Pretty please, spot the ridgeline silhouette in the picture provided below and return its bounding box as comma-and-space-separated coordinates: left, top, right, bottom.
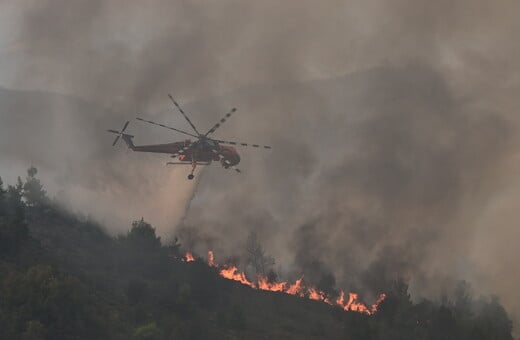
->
0, 168, 514, 339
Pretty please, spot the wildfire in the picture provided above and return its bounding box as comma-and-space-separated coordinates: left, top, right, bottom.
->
285, 277, 304, 297
183, 252, 195, 262
257, 276, 286, 292
183, 251, 385, 315
208, 250, 215, 267
219, 265, 255, 288
335, 291, 386, 314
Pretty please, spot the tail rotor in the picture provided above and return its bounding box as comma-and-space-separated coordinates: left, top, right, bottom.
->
107, 121, 133, 146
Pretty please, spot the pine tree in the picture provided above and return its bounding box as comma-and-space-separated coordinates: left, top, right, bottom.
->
245, 231, 275, 275
0, 176, 6, 215
125, 218, 162, 250
7, 183, 25, 225
0, 176, 5, 195
23, 166, 47, 207
16, 176, 23, 194
0, 182, 28, 256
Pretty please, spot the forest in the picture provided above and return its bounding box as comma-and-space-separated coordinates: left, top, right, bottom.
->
0, 167, 514, 339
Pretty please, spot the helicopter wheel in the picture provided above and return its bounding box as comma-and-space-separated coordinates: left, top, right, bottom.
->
187, 174, 195, 180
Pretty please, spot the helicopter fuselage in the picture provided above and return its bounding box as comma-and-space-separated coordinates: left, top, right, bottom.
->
123, 135, 240, 167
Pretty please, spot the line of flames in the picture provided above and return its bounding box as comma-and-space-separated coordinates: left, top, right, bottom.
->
182, 251, 386, 315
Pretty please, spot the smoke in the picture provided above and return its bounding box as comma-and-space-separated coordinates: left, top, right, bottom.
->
183, 65, 512, 297
0, 86, 201, 237
1, 0, 520, 328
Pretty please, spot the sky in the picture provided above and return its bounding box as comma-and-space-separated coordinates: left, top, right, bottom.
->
1, 0, 520, 328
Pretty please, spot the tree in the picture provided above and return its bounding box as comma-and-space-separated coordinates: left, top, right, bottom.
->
2, 265, 108, 339
125, 279, 148, 305
16, 176, 23, 193
21, 320, 46, 340
245, 231, 274, 276
167, 236, 182, 258
430, 305, 458, 340
375, 279, 415, 339
125, 218, 162, 250
453, 280, 473, 317
266, 269, 278, 283
6, 182, 26, 226
317, 272, 338, 298
23, 167, 47, 207
344, 312, 374, 340
0, 182, 28, 256
470, 296, 513, 340
0, 176, 6, 216
133, 322, 163, 340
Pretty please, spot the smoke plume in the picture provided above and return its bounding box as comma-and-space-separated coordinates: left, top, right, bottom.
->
0, 0, 519, 328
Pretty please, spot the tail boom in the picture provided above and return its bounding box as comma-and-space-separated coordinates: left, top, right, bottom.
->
121, 134, 135, 150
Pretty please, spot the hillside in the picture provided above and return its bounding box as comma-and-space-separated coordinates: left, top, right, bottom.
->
0, 169, 515, 339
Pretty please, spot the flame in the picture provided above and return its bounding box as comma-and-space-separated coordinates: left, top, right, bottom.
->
345, 293, 369, 313
336, 290, 345, 306
372, 293, 387, 311
308, 287, 326, 302
219, 265, 255, 288
183, 252, 195, 262
335, 291, 387, 314
257, 276, 286, 292
208, 250, 215, 267
183, 251, 385, 315
285, 277, 304, 297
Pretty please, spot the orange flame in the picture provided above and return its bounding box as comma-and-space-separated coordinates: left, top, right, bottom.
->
372, 293, 387, 312
219, 265, 255, 288
208, 250, 215, 267
308, 287, 326, 302
345, 293, 369, 313
336, 291, 387, 314
183, 252, 195, 262
183, 251, 385, 315
285, 277, 304, 297
257, 276, 286, 292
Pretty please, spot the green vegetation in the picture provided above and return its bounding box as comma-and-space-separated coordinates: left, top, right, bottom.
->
0, 169, 514, 339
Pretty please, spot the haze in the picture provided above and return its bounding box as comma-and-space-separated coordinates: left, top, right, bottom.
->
0, 0, 519, 330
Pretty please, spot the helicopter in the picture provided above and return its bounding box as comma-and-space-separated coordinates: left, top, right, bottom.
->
107, 95, 271, 179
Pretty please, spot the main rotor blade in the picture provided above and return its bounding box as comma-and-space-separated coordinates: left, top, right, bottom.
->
136, 117, 198, 138
205, 107, 237, 136
168, 94, 200, 135
107, 129, 120, 134
211, 138, 272, 149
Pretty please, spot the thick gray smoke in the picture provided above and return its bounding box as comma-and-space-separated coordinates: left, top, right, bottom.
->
1, 0, 519, 328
